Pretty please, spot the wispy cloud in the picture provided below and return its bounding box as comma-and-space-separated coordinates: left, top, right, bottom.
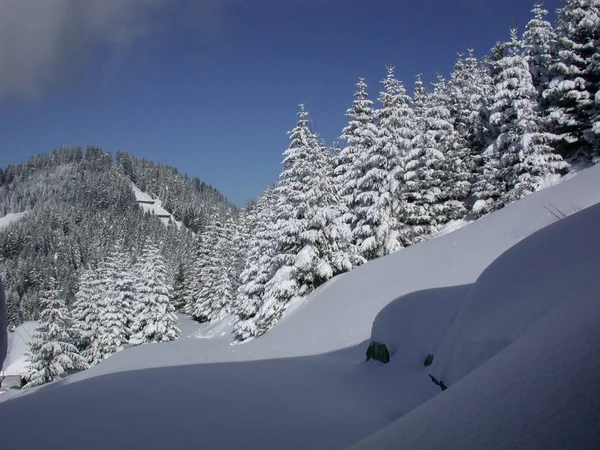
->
0, 0, 232, 100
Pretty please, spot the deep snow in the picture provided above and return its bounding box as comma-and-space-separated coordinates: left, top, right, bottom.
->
350, 205, 600, 450
0, 166, 599, 449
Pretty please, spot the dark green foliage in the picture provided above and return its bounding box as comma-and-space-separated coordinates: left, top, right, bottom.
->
424, 354, 434, 366
366, 341, 390, 364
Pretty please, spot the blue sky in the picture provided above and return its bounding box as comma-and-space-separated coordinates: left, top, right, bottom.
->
0, 0, 562, 206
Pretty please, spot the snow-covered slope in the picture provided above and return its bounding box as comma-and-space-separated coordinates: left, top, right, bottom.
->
2, 322, 36, 377
349, 203, 600, 450
0, 166, 599, 449
0, 211, 28, 229
131, 184, 183, 229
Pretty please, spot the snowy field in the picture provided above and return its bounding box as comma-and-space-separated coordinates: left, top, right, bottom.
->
0, 166, 599, 449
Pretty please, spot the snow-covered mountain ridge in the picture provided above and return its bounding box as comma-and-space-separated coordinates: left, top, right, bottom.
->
1, 165, 599, 449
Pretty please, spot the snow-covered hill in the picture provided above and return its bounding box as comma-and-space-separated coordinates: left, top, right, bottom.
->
0, 166, 599, 449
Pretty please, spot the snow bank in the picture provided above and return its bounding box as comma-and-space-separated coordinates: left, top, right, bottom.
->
369, 285, 468, 368
349, 208, 600, 450
0, 211, 28, 229
430, 202, 600, 387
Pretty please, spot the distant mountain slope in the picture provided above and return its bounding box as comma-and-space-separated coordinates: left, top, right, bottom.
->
0, 146, 234, 325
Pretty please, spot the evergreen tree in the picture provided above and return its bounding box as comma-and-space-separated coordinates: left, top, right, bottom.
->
544, 0, 600, 158
74, 247, 135, 366
191, 214, 234, 322
400, 75, 453, 241
234, 187, 279, 341
349, 66, 405, 260
25, 279, 87, 388
250, 105, 363, 339
334, 78, 379, 230
523, 3, 557, 96
71, 267, 103, 352
130, 241, 180, 345
486, 29, 567, 205
171, 262, 188, 312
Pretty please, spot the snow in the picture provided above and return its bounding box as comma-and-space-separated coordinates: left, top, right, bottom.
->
0, 211, 28, 229
349, 206, 600, 450
130, 183, 183, 229
0, 165, 599, 449
2, 322, 36, 377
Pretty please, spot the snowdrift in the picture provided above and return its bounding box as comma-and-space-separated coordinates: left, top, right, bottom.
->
349, 204, 600, 450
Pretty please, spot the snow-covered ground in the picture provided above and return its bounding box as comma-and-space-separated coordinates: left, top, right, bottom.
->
0, 211, 28, 229
0, 166, 599, 449
131, 184, 183, 229
2, 322, 36, 377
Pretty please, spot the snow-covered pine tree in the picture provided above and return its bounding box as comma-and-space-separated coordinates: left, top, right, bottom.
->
397, 75, 429, 244
186, 230, 212, 318
171, 262, 188, 312
191, 213, 234, 323
233, 187, 279, 341
523, 3, 557, 97
229, 204, 255, 295
400, 75, 454, 242
447, 50, 495, 167
76, 246, 135, 365
428, 76, 472, 224
334, 78, 379, 231
249, 105, 363, 339
481, 28, 567, 207
25, 278, 87, 388
71, 266, 103, 352
348, 66, 406, 260
130, 241, 180, 345
544, 0, 600, 158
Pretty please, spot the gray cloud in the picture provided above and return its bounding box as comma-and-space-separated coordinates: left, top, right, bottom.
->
0, 0, 231, 99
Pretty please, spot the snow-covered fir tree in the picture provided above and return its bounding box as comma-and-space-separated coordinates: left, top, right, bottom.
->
191, 214, 234, 323
447, 50, 495, 165
171, 262, 188, 312
400, 75, 455, 242
484, 29, 567, 205
130, 241, 180, 345
249, 105, 362, 339
73, 246, 135, 366
348, 66, 406, 260
428, 76, 472, 224
334, 78, 379, 230
25, 278, 87, 388
186, 231, 213, 318
234, 187, 279, 341
71, 267, 103, 352
523, 3, 557, 97
544, 0, 600, 158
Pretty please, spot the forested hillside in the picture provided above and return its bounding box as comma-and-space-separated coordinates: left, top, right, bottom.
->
0, 146, 234, 327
